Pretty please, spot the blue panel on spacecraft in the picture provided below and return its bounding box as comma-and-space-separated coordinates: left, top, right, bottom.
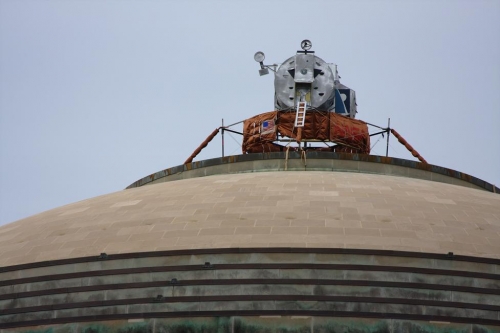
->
334, 89, 348, 115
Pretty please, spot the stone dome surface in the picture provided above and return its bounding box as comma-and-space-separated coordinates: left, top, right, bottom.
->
1, 169, 500, 267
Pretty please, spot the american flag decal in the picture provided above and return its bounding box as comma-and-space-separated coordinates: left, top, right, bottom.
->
261, 119, 275, 135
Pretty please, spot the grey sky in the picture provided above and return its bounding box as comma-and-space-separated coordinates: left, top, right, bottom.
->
1, 0, 499, 226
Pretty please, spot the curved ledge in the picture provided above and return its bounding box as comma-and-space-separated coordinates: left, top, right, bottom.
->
2, 311, 500, 330
126, 152, 499, 193
2, 279, 498, 302
2, 247, 500, 274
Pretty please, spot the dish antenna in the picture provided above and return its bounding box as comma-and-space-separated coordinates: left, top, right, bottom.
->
301, 39, 312, 51
253, 51, 278, 76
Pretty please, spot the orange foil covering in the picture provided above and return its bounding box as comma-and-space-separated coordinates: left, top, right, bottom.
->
242, 110, 370, 154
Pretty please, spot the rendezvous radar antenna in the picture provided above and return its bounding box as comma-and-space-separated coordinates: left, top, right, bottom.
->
184, 40, 427, 165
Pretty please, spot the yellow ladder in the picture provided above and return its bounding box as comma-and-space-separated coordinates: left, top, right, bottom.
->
294, 101, 307, 127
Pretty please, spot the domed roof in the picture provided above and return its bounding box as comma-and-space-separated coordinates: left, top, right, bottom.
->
1, 169, 499, 267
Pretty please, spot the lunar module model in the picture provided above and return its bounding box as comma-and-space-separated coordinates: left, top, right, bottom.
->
185, 40, 426, 164
243, 40, 369, 155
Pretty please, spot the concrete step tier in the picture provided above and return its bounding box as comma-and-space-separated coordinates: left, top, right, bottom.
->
0, 248, 499, 332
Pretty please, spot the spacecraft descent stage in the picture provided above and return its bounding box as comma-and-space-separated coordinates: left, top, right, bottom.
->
1, 41, 500, 332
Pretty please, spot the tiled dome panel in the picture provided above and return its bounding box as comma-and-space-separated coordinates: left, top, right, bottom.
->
0, 171, 499, 267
